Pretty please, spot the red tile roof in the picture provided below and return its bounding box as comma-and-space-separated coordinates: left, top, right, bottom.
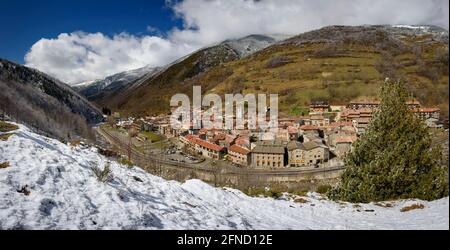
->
300, 125, 319, 131
196, 139, 225, 152
287, 126, 298, 134
335, 136, 357, 144
213, 133, 227, 141
228, 145, 250, 155
185, 134, 196, 141
412, 108, 440, 113
187, 135, 224, 152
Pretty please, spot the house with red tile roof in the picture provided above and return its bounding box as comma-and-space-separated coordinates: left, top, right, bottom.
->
182, 135, 226, 159
227, 145, 251, 166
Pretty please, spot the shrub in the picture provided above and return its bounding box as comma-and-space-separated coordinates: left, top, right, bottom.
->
118, 158, 133, 168
316, 184, 332, 194
245, 188, 283, 199
290, 189, 308, 197
91, 162, 113, 183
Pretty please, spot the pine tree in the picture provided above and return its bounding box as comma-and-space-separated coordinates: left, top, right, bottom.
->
329, 80, 448, 202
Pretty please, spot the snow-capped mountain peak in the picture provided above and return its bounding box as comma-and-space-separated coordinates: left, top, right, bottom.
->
223, 34, 291, 58
72, 65, 161, 100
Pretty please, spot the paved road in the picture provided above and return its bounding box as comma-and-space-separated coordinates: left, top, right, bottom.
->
96, 126, 346, 176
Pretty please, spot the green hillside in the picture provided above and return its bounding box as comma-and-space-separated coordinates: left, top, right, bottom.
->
103, 26, 449, 119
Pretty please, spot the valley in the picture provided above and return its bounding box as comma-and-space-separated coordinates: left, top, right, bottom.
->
0, 22, 448, 231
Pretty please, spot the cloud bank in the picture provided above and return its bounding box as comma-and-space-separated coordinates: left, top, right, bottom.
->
25, 0, 449, 84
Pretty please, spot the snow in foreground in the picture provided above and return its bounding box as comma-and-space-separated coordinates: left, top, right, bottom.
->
0, 124, 448, 230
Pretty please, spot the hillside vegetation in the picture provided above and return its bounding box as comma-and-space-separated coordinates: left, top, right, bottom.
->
0, 59, 104, 140
104, 26, 448, 119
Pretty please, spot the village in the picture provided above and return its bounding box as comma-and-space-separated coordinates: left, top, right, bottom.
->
107, 98, 443, 170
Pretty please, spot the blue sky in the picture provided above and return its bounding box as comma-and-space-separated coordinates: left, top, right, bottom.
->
1, 0, 447, 84
0, 0, 180, 64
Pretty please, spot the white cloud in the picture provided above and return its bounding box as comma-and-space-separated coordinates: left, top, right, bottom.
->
169, 0, 449, 46
25, 32, 196, 84
25, 0, 449, 84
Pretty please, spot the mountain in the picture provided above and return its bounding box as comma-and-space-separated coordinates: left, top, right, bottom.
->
96, 34, 287, 114
0, 59, 104, 140
1, 123, 448, 229
222, 34, 290, 57
104, 25, 448, 119
73, 65, 160, 101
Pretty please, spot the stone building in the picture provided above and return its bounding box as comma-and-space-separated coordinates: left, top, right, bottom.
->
251, 141, 286, 168
287, 141, 329, 167
287, 141, 304, 167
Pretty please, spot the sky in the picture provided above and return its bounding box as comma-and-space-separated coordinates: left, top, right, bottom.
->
0, 0, 448, 84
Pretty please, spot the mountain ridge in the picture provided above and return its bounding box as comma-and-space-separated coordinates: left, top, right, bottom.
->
96, 24, 448, 118
0, 59, 104, 140
91, 34, 285, 111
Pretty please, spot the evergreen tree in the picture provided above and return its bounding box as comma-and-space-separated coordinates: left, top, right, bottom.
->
329, 80, 448, 202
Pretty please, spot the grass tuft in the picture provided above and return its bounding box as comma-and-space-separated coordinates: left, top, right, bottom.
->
0, 162, 10, 169
0, 121, 19, 133
0, 133, 14, 141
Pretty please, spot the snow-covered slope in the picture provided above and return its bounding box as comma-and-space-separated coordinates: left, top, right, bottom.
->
223, 34, 290, 58
0, 124, 448, 230
73, 65, 160, 101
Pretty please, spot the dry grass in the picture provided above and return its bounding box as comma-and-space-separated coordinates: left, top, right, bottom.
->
400, 204, 425, 212
0, 133, 14, 141
0, 121, 19, 133
294, 197, 309, 203
0, 162, 10, 169
374, 202, 394, 208
69, 140, 82, 147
